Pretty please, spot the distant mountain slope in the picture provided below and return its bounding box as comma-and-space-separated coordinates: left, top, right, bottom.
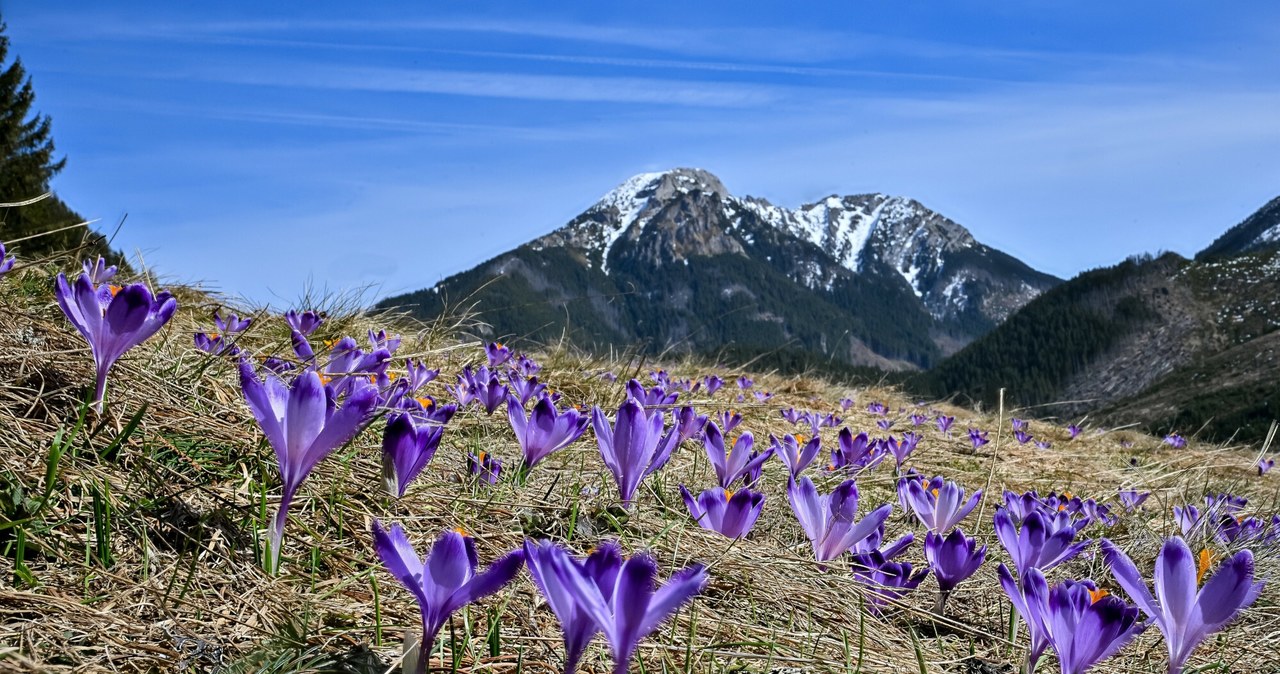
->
916, 193, 1280, 443
379, 169, 1060, 370
1198, 195, 1280, 259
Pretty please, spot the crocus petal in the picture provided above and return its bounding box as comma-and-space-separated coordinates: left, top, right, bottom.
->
610, 555, 657, 665
1197, 549, 1262, 630
639, 563, 708, 635
371, 520, 431, 608
447, 547, 526, 616
1154, 538, 1198, 631
1100, 539, 1161, 620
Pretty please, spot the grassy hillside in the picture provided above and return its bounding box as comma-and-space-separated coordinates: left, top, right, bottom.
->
2, 259, 1278, 674
912, 253, 1178, 407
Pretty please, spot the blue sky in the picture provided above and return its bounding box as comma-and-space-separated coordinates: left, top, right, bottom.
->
7, 2, 1280, 305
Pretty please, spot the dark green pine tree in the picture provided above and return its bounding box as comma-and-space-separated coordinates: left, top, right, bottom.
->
0, 18, 120, 264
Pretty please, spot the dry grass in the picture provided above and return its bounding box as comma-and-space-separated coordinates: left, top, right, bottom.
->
0, 262, 1277, 674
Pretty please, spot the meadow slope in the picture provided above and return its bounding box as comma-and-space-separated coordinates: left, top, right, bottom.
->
0, 262, 1277, 674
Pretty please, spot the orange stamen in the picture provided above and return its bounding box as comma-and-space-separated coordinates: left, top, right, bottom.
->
478, 451, 487, 462
724, 490, 734, 501
1089, 588, 1109, 604
108, 285, 122, 297
1197, 549, 1215, 585
453, 527, 470, 537
319, 374, 333, 385
795, 434, 807, 444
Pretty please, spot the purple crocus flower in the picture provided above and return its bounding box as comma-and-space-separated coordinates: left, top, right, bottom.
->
679, 486, 765, 539
544, 545, 707, 674
1014, 430, 1033, 445
839, 397, 855, 411
853, 523, 914, 563
598, 370, 617, 383
507, 374, 548, 405
1259, 458, 1275, 476
936, 415, 955, 435
508, 395, 588, 471
851, 552, 929, 613
890, 433, 920, 468
0, 242, 14, 277
82, 256, 116, 284
215, 309, 252, 334
830, 429, 885, 473
1034, 439, 1052, 450
240, 362, 378, 572
753, 390, 773, 402
592, 400, 680, 507
1067, 424, 1082, 439
451, 366, 508, 414
1102, 537, 1262, 674
867, 401, 887, 416
56, 272, 178, 412
924, 529, 986, 612
1164, 433, 1187, 449
370, 522, 524, 674
781, 407, 804, 424
787, 477, 892, 562
771, 433, 822, 479
702, 422, 770, 489
468, 451, 501, 485
511, 353, 541, 378
674, 406, 708, 444
715, 409, 743, 434
702, 375, 724, 395
967, 428, 989, 449
875, 418, 895, 431
382, 413, 444, 498
1000, 566, 1145, 674
910, 414, 928, 426
474, 373, 509, 414
1011, 418, 1027, 432
736, 376, 753, 389
367, 329, 402, 354
523, 541, 619, 674
626, 379, 678, 411
403, 359, 439, 391
899, 476, 982, 534
485, 341, 513, 367
1205, 492, 1248, 514
994, 508, 1089, 575
261, 356, 295, 375
194, 332, 232, 356
284, 309, 324, 336
1118, 489, 1150, 511
194, 309, 251, 357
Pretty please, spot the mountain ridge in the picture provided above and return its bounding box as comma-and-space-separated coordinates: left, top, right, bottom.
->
916, 190, 1280, 443
380, 168, 1060, 371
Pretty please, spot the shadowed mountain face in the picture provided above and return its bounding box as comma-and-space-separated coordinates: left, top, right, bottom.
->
379, 168, 1060, 370
918, 193, 1280, 443
1198, 195, 1280, 259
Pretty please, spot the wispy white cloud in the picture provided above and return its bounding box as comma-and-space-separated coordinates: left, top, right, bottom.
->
172, 63, 783, 107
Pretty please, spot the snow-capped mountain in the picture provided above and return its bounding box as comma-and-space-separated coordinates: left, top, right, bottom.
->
1198, 195, 1280, 259
381, 168, 1061, 369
